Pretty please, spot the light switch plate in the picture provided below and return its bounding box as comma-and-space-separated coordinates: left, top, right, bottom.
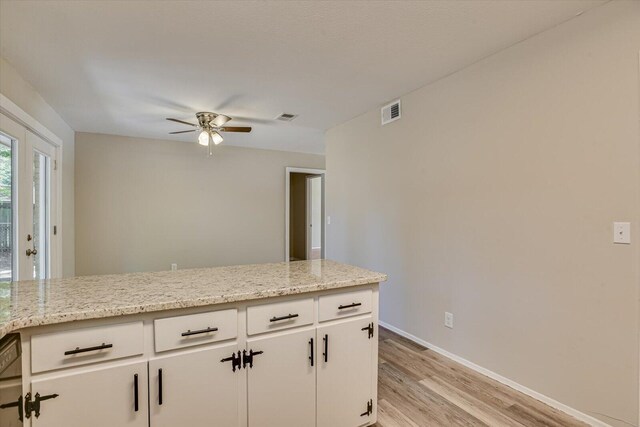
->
613, 222, 631, 244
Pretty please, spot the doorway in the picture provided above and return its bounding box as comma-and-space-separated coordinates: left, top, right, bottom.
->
0, 111, 60, 281
285, 167, 325, 262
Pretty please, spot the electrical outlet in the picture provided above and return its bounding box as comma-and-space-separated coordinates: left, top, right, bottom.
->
613, 222, 631, 244
445, 312, 454, 329
171, 263, 178, 271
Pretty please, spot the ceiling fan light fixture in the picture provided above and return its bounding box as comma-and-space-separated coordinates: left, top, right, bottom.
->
198, 130, 210, 146
211, 131, 223, 145
168, 112, 251, 154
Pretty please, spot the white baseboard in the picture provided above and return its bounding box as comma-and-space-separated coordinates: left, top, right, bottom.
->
377, 320, 611, 427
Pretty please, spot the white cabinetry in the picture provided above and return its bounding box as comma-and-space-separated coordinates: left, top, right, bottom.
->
149, 343, 241, 427
317, 317, 375, 427
246, 327, 316, 427
21, 284, 379, 427
31, 361, 148, 427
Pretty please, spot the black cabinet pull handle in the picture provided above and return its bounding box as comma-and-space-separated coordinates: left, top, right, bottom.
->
158, 369, 163, 405
322, 334, 328, 363
338, 302, 362, 310
134, 374, 139, 412
64, 343, 113, 355
181, 327, 218, 337
309, 338, 314, 367
270, 313, 299, 322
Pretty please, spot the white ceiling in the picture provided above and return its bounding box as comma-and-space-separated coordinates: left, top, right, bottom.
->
0, 0, 606, 154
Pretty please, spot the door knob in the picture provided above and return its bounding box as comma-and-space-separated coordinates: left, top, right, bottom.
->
26, 248, 38, 257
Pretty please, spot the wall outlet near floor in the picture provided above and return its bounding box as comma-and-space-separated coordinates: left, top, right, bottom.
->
171, 263, 178, 271
445, 312, 454, 329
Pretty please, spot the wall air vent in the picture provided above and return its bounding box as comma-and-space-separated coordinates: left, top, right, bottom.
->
381, 99, 401, 126
276, 113, 298, 122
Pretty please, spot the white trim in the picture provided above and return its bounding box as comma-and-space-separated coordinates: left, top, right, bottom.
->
305, 175, 323, 260
0, 94, 64, 278
378, 320, 612, 427
0, 94, 63, 147
637, 50, 640, 427
284, 167, 325, 262
305, 176, 312, 260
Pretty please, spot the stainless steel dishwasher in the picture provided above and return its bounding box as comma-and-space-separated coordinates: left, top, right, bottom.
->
0, 334, 22, 426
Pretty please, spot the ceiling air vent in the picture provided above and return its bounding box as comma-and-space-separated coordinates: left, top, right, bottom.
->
381, 99, 401, 126
276, 113, 297, 122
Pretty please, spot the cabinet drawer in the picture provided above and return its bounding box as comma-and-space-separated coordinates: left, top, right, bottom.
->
31, 321, 143, 374
318, 289, 372, 322
247, 298, 314, 335
154, 309, 237, 353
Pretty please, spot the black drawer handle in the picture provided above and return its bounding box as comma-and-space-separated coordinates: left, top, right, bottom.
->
181, 326, 218, 337
134, 374, 139, 412
158, 369, 163, 405
270, 313, 299, 322
64, 343, 113, 355
338, 302, 362, 310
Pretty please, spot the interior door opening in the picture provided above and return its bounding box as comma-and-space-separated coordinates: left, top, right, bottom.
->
285, 167, 325, 262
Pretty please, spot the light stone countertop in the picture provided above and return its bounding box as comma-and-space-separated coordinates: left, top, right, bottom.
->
0, 260, 387, 339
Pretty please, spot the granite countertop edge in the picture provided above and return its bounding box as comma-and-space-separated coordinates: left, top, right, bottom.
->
0, 260, 387, 339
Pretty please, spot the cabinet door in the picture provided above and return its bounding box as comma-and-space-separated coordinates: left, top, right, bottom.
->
247, 328, 315, 427
0, 377, 23, 427
149, 343, 240, 427
31, 361, 148, 427
317, 317, 374, 427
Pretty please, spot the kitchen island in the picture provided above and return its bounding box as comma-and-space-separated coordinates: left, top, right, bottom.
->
0, 259, 386, 427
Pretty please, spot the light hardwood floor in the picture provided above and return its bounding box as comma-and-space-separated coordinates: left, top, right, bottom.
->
373, 327, 588, 427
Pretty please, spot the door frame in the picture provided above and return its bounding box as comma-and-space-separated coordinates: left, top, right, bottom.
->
0, 94, 64, 279
305, 175, 322, 260
284, 167, 325, 262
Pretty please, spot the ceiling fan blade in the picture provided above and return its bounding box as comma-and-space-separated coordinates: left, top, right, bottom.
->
166, 118, 198, 127
212, 114, 231, 127
220, 126, 252, 133
169, 129, 197, 134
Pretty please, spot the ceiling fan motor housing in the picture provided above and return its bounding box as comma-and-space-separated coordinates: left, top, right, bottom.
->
196, 112, 217, 127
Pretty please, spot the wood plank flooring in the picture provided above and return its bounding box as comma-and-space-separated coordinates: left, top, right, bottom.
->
373, 327, 588, 427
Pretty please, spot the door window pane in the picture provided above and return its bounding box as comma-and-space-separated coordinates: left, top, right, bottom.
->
0, 134, 12, 282
32, 151, 49, 279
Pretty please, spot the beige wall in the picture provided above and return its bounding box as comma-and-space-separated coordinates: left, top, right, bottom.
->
326, 2, 639, 426
75, 132, 324, 275
0, 57, 75, 277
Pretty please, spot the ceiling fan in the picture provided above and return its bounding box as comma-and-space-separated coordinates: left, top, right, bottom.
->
166, 112, 252, 155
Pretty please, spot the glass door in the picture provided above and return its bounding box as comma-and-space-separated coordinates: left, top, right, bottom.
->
30, 142, 53, 279
22, 131, 56, 280
0, 132, 14, 282
0, 112, 58, 281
